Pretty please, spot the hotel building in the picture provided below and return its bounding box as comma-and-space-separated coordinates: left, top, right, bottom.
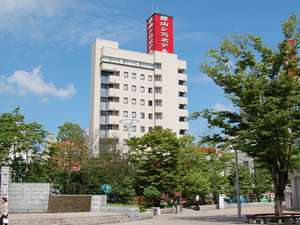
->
89, 13, 188, 156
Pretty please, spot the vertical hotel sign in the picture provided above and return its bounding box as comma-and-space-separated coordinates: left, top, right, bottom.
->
147, 13, 174, 54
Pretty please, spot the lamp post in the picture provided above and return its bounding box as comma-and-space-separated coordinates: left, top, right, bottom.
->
234, 148, 241, 218
119, 119, 139, 139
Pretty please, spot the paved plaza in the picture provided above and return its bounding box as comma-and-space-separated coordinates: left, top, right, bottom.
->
104, 206, 275, 225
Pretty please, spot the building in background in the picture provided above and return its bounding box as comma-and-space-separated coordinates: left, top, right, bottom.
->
89, 13, 188, 157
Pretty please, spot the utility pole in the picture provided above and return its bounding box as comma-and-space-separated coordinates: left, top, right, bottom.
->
235, 149, 241, 218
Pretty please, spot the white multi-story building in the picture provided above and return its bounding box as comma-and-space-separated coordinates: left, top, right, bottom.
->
89, 14, 188, 157
89, 39, 188, 156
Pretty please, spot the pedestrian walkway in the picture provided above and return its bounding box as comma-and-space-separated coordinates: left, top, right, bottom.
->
104, 205, 274, 225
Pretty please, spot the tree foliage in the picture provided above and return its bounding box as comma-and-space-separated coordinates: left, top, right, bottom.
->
0, 107, 48, 182
128, 127, 182, 196
57, 122, 86, 145
193, 15, 300, 215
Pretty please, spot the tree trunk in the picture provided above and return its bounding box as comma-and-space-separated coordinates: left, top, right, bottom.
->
271, 165, 288, 217
275, 198, 283, 217
213, 193, 219, 205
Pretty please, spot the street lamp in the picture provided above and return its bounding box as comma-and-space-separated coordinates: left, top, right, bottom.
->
234, 148, 241, 218
119, 119, 139, 139
229, 134, 242, 219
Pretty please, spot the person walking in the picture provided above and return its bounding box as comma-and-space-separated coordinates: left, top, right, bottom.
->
195, 195, 200, 210
0, 197, 8, 225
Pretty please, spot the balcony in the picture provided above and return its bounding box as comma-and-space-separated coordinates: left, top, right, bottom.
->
179, 109, 188, 117
178, 85, 188, 93
179, 97, 188, 105
178, 73, 187, 81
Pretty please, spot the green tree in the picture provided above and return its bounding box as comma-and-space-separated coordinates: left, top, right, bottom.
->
179, 137, 232, 203
128, 127, 182, 196
182, 170, 210, 199
205, 150, 232, 204
144, 186, 161, 206
193, 15, 300, 215
48, 122, 88, 193
252, 164, 273, 200
227, 164, 253, 199
179, 137, 211, 200
0, 107, 48, 182
57, 122, 85, 145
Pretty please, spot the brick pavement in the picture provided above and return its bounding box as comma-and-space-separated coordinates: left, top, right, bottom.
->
104, 206, 275, 225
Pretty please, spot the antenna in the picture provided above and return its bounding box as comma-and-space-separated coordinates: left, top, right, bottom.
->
151, 1, 159, 14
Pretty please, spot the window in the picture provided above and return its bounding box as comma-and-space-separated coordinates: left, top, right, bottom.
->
148, 113, 153, 120
140, 86, 145, 93
132, 73, 137, 79
154, 75, 162, 81
100, 97, 108, 102
101, 83, 109, 89
100, 124, 119, 130
140, 99, 145, 106
140, 112, 145, 119
179, 129, 186, 135
179, 92, 186, 97
154, 86, 162, 94
148, 100, 153, 106
132, 98, 136, 105
124, 84, 128, 90
101, 74, 109, 83
149, 127, 153, 132
123, 111, 128, 117
154, 63, 162, 69
132, 125, 137, 132
141, 126, 145, 133
179, 80, 186, 85
148, 88, 153, 93
155, 99, 162, 106
108, 83, 120, 89
132, 112, 136, 118
179, 104, 186, 109
124, 72, 128, 78
110, 124, 119, 130
123, 125, 128, 131
108, 96, 119, 102
132, 85, 136, 92
123, 97, 128, 104
155, 112, 163, 120
148, 75, 153, 81
100, 110, 108, 116
179, 117, 187, 122
178, 68, 186, 74
100, 110, 119, 116
140, 74, 145, 80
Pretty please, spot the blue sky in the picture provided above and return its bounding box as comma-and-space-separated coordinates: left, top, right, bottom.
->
0, 0, 299, 137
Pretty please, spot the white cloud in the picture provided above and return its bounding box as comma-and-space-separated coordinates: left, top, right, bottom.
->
213, 102, 234, 112
0, 67, 76, 99
0, 0, 63, 31
0, 0, 143, 46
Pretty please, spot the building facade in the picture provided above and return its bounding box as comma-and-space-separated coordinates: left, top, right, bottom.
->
89, 14, 188, 157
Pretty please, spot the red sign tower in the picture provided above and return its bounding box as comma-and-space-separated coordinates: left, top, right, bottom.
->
147, 13, 174, 54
